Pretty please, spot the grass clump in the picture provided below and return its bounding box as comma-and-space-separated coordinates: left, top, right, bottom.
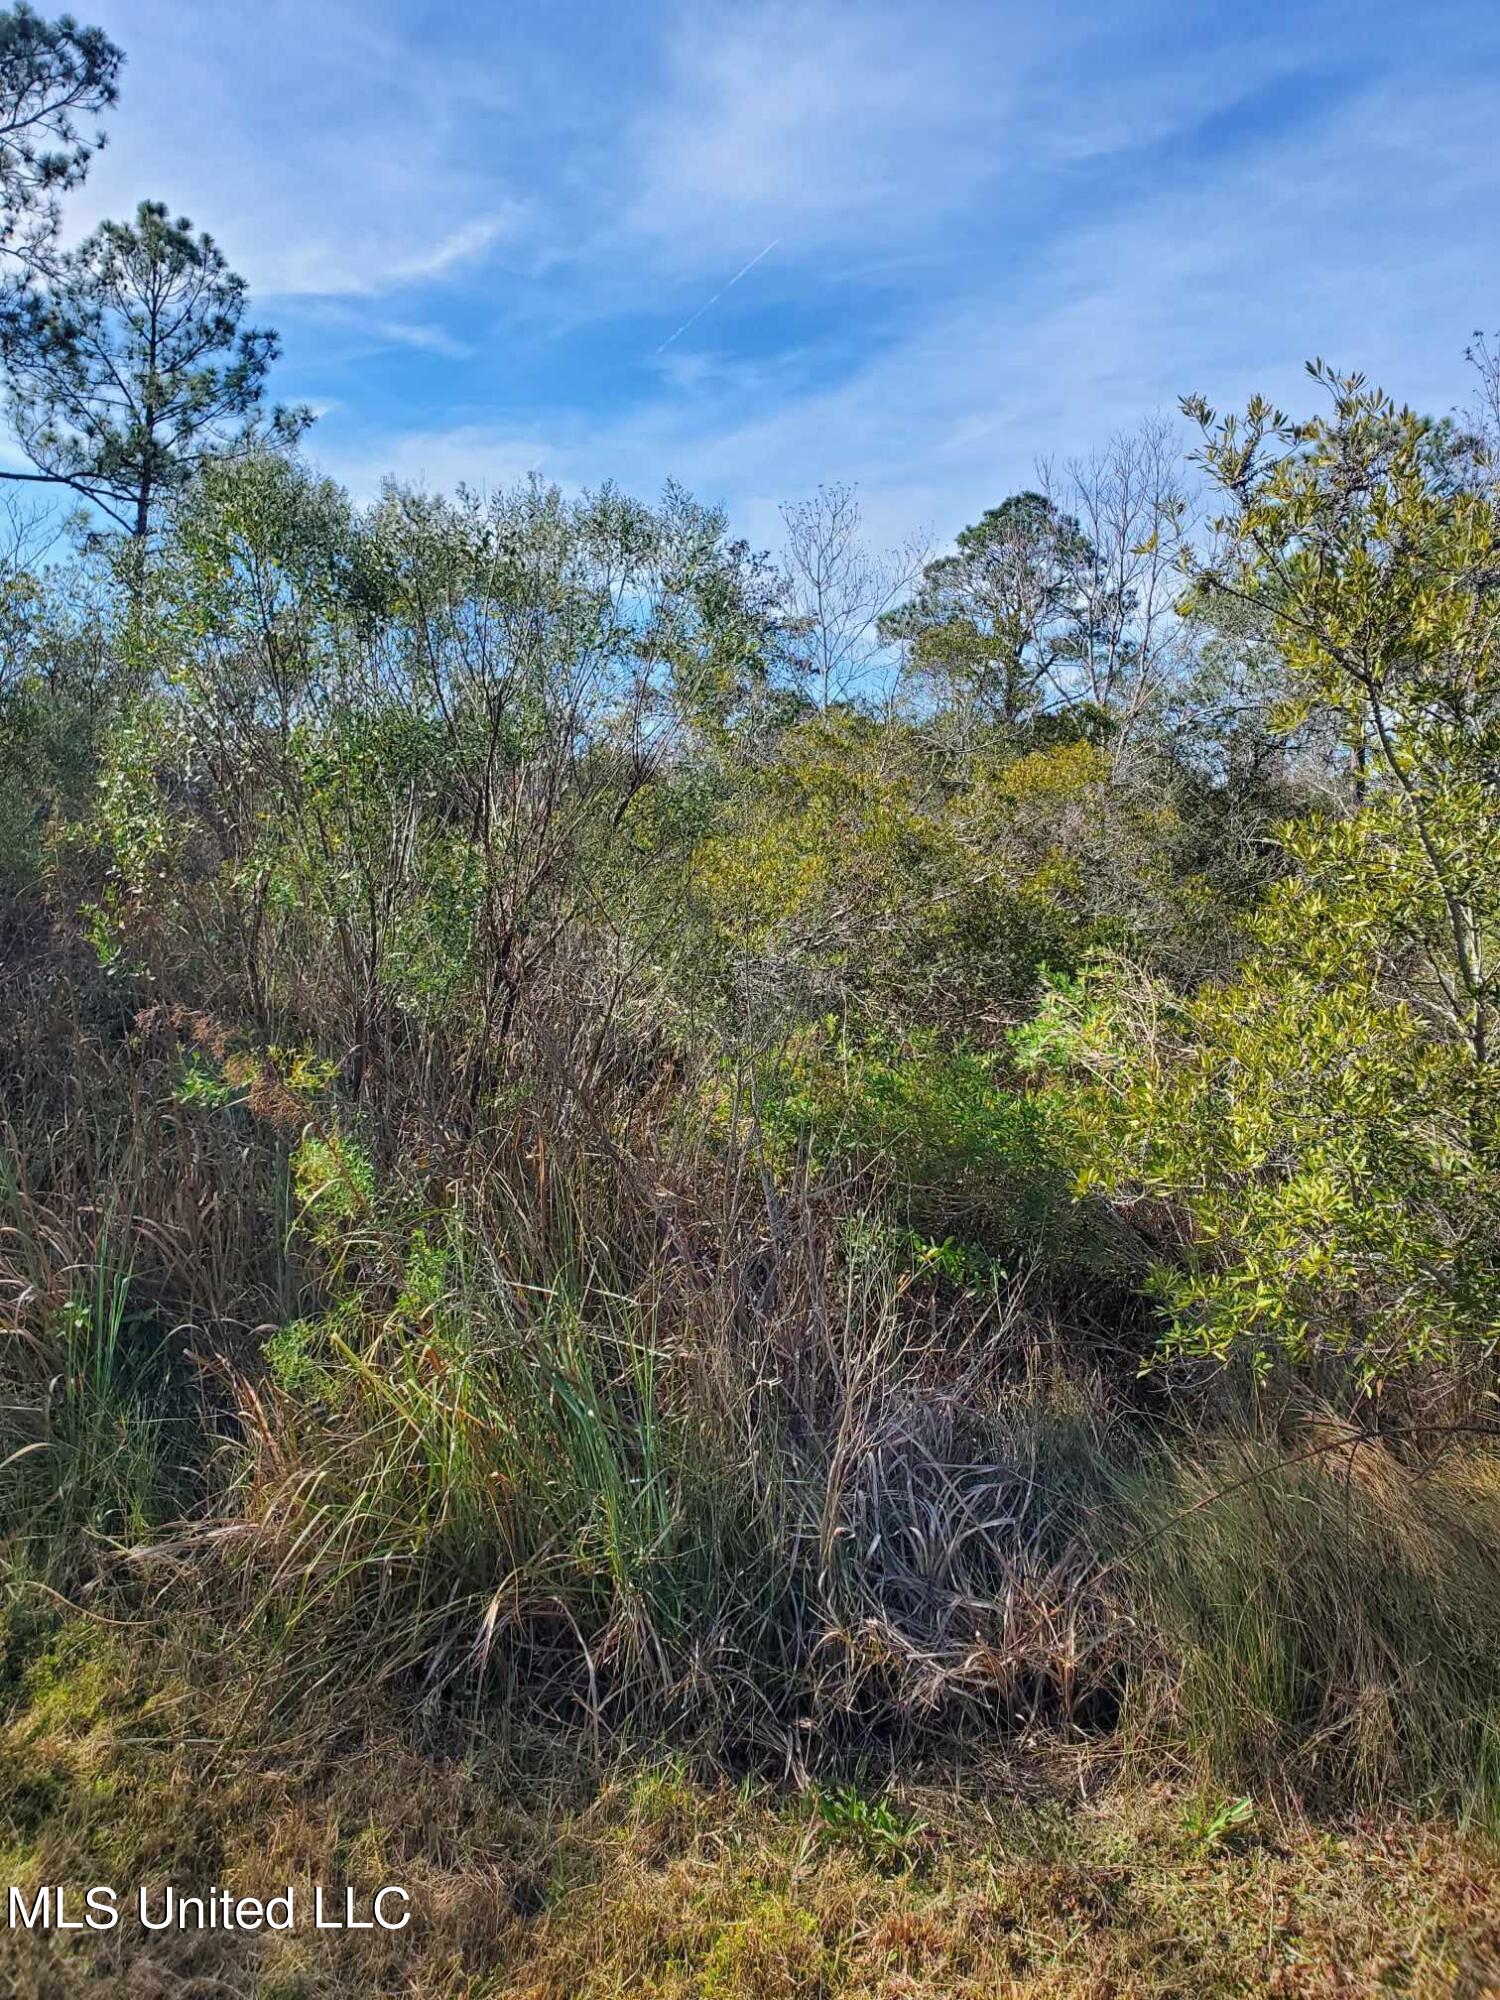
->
1115, 1430, 1500, 1828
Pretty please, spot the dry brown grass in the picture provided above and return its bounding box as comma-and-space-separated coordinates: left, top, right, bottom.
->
1, 1625, 1498, 2000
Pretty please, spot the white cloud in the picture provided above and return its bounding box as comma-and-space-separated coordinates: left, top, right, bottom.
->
235, 222, 516, 302
313, 48, 1498, 553
63, 0, 524, 299
385, 218, 513, 288
624, 5, 1006, 252
370, 320, 476, 360
616, 0, 1315, 275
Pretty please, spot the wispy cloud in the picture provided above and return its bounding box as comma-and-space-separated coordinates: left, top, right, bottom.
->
372, 320, 477, 360
56, 0, 1500, 549
384, 217, 515, 291
67, 0, 524, 299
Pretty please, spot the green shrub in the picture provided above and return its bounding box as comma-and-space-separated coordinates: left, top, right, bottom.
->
734, 1025, 1073, 1251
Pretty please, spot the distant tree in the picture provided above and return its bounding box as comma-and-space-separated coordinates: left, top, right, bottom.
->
647, 481, 799, 747
0, 200, 310, 540
0, 537, 121, 885
0, 3, 120, 275
1461, 331, 1500, 489
779, 482, 924, 713
881, 491, 1094, 736
1037, 418, 1190, 755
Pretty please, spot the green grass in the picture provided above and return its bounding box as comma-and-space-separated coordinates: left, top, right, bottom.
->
1113, 1429, 1500, 1828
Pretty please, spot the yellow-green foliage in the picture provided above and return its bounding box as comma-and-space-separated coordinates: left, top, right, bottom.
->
724, 1023, 1068, 1243
689, 716, 1171, 1034
1186, 367, 1500, 1066
1032, 937, 1500, 1367
1018, 372, 1500, 1372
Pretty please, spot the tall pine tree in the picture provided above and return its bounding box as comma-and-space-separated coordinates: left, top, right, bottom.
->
0, 199, 310, 539
0, 3, 120, 275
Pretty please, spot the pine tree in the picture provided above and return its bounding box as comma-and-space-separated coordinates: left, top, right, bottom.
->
0, 199, 310, 539
0, 3, 120, 275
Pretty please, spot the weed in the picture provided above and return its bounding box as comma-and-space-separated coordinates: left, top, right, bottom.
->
812, 1783, 926, 1871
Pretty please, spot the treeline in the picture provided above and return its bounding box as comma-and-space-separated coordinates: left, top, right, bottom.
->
9, 357, 1497, 1376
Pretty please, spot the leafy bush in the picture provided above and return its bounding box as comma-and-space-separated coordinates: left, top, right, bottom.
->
728, 1024, 1072, 1249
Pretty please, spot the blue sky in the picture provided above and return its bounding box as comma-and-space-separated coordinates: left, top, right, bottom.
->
43, 0, 1500, 550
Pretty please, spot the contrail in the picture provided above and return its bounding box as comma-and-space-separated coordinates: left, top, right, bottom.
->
654, 239, 780, 355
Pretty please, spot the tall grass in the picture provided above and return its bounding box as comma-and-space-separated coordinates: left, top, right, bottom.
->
0, 1148, 165, 1565
3, 910, 1500, 1828
1115, 1427, 1500, 1828
221, 1139, 1124, 1759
